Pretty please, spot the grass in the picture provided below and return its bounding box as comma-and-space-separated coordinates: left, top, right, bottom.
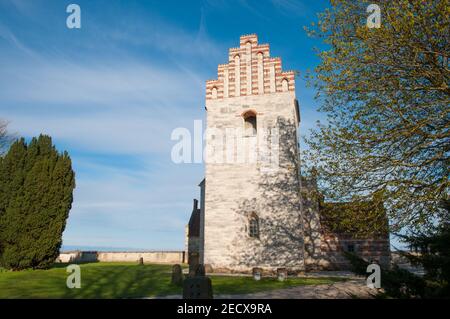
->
0, 262, 346, 299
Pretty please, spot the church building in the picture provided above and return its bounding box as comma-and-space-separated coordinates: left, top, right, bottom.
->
186, 34, 390, 273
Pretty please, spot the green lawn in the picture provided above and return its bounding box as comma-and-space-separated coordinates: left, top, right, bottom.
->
0, 262, 346, 298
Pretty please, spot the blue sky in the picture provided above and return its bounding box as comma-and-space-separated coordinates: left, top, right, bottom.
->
0, 0, 341, 250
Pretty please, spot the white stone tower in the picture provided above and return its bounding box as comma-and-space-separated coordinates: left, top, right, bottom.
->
202, 34, 304, 273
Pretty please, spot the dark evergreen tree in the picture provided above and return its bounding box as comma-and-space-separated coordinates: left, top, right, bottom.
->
0, 135, 75, 270
344, 203, 449, 298
397, 200, 450, 298
0, 138, 28, 266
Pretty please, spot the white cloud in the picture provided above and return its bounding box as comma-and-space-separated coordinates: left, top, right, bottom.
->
0, 60, 201, 107
5, 109, 186, 155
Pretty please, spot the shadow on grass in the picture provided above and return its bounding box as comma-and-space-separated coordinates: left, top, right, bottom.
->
60, 263, 183, 299
0, 263, 347, 298
0, 263, 183, 299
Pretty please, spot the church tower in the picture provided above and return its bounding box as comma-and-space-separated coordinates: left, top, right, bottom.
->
202, 34, 304, 273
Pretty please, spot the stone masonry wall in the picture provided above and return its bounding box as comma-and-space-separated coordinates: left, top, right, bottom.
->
57, 251, 186, 264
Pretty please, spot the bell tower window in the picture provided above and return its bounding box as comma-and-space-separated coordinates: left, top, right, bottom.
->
243, 111, 257, 136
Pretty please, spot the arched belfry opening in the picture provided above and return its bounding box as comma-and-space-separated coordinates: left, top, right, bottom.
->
211, 87, 218, 99
281, 78, 289, 92
243, 110, 257, 136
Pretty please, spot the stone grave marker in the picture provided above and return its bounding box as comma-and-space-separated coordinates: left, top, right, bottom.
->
252, 267, 262, 281
182, 276, 213, 299
195, 264, 206, 276
277, 268, 287, 281
171, 264, 184, 286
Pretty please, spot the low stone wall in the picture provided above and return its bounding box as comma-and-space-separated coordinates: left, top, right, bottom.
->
58, 251, 82, 263
57, 251, 186, 264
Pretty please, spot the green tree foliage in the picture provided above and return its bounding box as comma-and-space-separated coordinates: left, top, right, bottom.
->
0, 135, 75, 270
304, 0, 449, 231
320, 191, 389, 238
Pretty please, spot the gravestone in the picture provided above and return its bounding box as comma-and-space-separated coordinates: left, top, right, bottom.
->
195, 264, 206, 276
277, 268, 287, 281
171, 264, 184, 286
183, 276, 213, 299
252, 267, 262, 281
183, 263, 213, 299
204, 264, 213, 273
188, 268, 196, 278
188, 252, 199, 277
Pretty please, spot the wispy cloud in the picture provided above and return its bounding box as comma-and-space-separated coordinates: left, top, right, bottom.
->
0, 60, 202, 107
0, 58, 206, 156
4, 0, 35, 15
270, 0, 310, 16
0, 23, 40, 59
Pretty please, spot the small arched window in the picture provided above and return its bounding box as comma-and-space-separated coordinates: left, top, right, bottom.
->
248, 214, 259, 238
281, 78, 289, 92
243, 111, 257, 136
211, 87, 218, 99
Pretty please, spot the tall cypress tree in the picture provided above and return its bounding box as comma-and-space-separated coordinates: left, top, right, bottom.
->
0, 138, 28, 268
0, 135, 75, 270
